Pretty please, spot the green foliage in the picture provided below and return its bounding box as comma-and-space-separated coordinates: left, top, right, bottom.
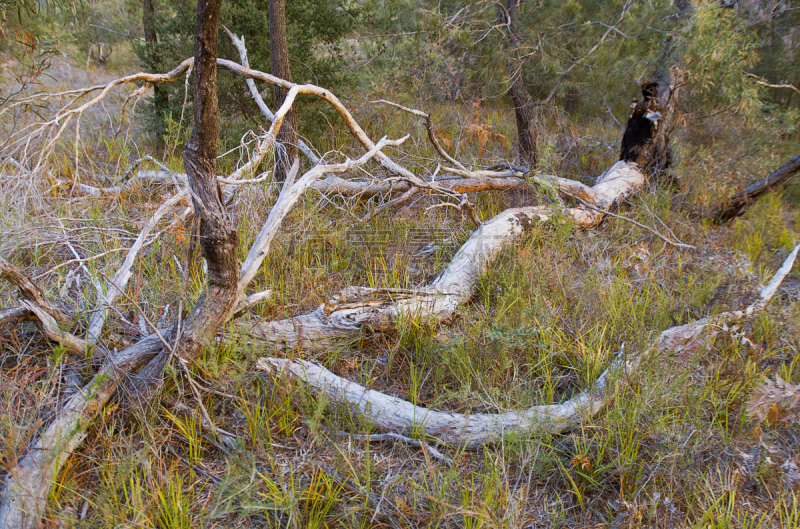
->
681, 1, 761, 114
135, 0, 357, 141
0, 0, 65, 105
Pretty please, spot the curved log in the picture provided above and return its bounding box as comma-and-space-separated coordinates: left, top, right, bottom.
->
258, 355, 632, 448
257, 244, 799, 448
246, 162, 645, 351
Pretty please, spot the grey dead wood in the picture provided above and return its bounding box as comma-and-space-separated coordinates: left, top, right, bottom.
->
258, 246, 799, 448
709, 152, 800, 223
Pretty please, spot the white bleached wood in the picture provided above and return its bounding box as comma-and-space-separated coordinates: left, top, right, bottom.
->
246, 162, 645, 350
656, 244, 799, 354
0, 139, 407, 529
237, 135, 409, 293
85, 189, 189, 345
257, 244, 798, 448
18, 300, 87, 358
258, 355, 632, 448
223, 28, 321, 165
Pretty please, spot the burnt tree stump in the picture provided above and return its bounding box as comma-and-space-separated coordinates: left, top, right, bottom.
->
620, 73, 678, 181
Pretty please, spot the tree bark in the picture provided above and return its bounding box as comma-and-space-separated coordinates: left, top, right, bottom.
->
506, 0, 537, 169
269, 0, 298, 182
619, 72, 679, 179
708, 152, 800, 223
130, 0, 240, 395
0, 256, 71, 324
142, 0, 167, 117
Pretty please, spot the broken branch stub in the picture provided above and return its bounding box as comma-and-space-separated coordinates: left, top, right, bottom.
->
620, 72, 679, 179
0, 257, 71, 324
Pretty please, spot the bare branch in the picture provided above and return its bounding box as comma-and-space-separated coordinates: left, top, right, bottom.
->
0, 256, 71, 324
258, 245, 799, 448
85, 189, 189, 345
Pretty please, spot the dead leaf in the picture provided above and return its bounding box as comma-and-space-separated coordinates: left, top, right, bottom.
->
781, 458, 800, 491
747, 375, 800, 424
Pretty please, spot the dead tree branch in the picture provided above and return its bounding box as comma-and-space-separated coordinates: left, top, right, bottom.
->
258, 245, 798, 448
708, 152, 800, 223
0, 256, 71, 324
0, 137, 408, 529
245, 161, 645, 351
85, 189, 189, 345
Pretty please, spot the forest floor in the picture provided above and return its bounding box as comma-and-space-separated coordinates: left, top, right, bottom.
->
1, 36, 799, 529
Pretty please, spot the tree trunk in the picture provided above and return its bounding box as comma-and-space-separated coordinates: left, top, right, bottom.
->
506, 0, 537, 170
130, 0, 240, 395
269, 0, 298, 182
619, 69, 679, 182
142, 0, 167, 117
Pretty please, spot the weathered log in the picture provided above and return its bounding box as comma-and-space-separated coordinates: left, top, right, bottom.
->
257, 244, 798, 448
708, 152, 800, 223
134, 169, 526, 199
259, 355, 632, 449
246, 161, 645, 351
0, 305, 28, 326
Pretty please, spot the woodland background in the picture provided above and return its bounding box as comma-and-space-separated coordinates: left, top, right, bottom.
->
1, 0, 800, 527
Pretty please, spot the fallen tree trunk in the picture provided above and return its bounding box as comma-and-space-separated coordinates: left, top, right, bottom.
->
246, 161, 645, 351
259, 354, 629, 448
708, 152, 800, 223
257, 244, 799, 448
